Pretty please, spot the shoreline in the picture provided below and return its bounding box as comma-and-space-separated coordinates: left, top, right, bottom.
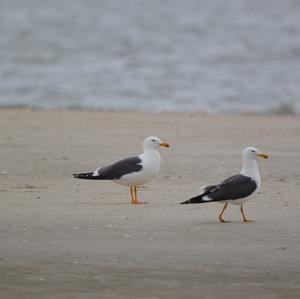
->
0, 106, 299, 117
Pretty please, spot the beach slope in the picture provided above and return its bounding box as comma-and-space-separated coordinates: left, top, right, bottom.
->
0, 109, 299, 298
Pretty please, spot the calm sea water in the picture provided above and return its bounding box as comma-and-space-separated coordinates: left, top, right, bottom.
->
0, 0, 300, 114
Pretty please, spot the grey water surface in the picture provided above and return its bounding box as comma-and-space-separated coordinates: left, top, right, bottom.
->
0, 0, 300, 114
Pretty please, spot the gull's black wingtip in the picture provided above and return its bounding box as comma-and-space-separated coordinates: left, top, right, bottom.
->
180, 199, 191, 205
72, 172, 94, 179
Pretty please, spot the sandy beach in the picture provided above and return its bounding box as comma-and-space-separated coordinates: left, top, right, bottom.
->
0, 108, 299, 299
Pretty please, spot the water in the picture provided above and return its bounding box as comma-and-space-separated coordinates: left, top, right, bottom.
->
0, 0, 300, 114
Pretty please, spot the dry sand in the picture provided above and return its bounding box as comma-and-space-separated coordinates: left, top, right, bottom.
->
0, 109, 300, 299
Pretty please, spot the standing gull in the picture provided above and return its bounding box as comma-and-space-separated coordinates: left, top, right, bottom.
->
73, 136, 170, 204
181, 147, 268, 222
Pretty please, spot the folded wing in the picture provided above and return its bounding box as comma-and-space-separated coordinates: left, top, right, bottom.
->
181, 174, 257, 204
73, 156, 142, 180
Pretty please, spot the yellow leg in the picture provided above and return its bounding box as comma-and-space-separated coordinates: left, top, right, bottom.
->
240, 205, 255, 223
132, 186, 147, 204
218, 203, 230, 223
130, 186, 135, 204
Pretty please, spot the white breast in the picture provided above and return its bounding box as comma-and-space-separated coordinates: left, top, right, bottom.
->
225, 160, 261, 205
240, 160, 261, 192
117, 149, 161, 187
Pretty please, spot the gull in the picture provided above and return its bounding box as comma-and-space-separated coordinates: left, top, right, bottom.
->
73, 136, 170, 204
181, 147, 268, 222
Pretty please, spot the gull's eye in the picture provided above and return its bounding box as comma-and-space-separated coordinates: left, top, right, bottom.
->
251, 150, 255, 153
152, 139, 156, 142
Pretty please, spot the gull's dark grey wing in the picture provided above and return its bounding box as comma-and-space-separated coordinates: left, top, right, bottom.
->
181, 174, 257, 204
207, 174, 257, 201
73, 156, 142, 180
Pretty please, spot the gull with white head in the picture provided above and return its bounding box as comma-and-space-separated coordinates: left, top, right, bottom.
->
181, 147, 268, 222
73, 136, 170, 204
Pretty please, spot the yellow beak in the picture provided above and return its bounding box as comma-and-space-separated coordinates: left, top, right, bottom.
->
257, 153, 269, 159
160, 142, 170, 148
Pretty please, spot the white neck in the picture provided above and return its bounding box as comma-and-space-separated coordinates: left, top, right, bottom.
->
240, 159, 261, 188
140, 148, 161, 173
142, 147, 161, 159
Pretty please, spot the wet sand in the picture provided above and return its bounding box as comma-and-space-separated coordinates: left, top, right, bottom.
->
0, 109, 300, 298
